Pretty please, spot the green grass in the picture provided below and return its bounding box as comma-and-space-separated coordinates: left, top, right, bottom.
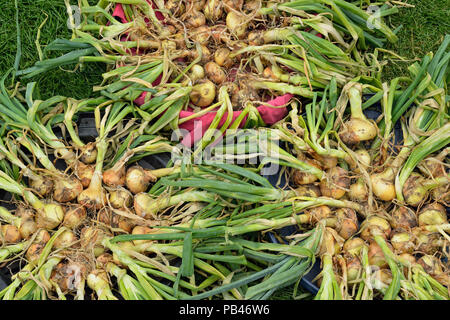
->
0, 0, 105, 100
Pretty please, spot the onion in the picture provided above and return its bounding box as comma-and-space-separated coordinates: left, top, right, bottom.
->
191, 25, 211, 44
76, 162, 95, 188
16, 206, 34, 220
263, 67, 277, 80
53, 176, 83, 203
97, 207, 112, 225
78, 171, 107, 210
310, 153, 338, 170
335, 208, 358, 240
205, 61, 227, 85
319, 227, 342, 257
319, 166, 350, 199
62, 204, 87, 229
214, 48, 233, 68
108, 188, 133, 209
352, 149, 371, 173
367, 240, 389, 268
80, 226, 107, 257
125, 166, 156, 194
339, 83, 377, 145
418, 203, 447, 226
412, 228, 441, 254
29, 176, 53, 197
248, 30, 263, 46
185, 9, 206, 28
390, 206, 417, 230
191, 0, 206, 11
371, 269, 392, 291
294, 184, 321, 198
307, 205, 332, 224
190, 79, 216, 107
345, 253, 362, 282
112, 214, 134, 234
291, 158, 322, 185
51, 260, 87, 293
370, 168, 396, 201
102, 164, 126, 188
19, 219, 37, 239
133, 193, 157, 219
26, 243, 44, 265
80, 142, 97, 164
35, 229, 51, 244
390, 229, 415, 254
96, 253, 113, 268
402, 172, 427, 207
417, 255, 443, 276
189, 65, 205, 82
349, 178, 368, 201
226, 11, 247, 39
131, 225, 155, 246
53, 230, 78, 249
203, 0, 223, 21
36, 203, 65, 230
223, 0, 243, 12
343, 237, 366, 256
360, 216, 391, 240
0, 224, 21, 244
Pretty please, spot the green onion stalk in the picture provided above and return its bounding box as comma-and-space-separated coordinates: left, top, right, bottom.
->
86, 269, 118, 300
77, 102, 133, 209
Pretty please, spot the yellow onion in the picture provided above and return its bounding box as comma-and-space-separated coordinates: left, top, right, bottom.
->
203, 0, 223, 21
96, 253, 113, 268
108, 188, 133, 209
76, 162, 95, 188
26, 243, 44, 265
102, 165, 126, 188
344, 253, 362, 282
291, 158, 322, 185
390, 206, 417, 230
125, 166, 156, 194
319, 227, 342, 257
53, 176, 83, 203
343, 237, 366, 256
19, 219, 37, 239
36, 203, 65, 230
226, 11, 247, 39
80, 143, 98, 164
214, 48, 233, 68
351, 149, 371, 173
367, 240, 389, 268
191, 25, 211, 44
402, 173, 428, 207
418, 203, 447, 226
360, 215, 391, 240
294, 184, 321, 198
335, 208, 359, 240
412, 228, 441, 255
244, 0, 260, 12
0, 224, 21, 244
223, 0, 243, 12
349, 178, 368, 202
189, 65, 205, 82
35, 229, 51, 244
62, 204, 87, 229
263, 67, 277, 80
97, 207, 112, 226
190, 79, 216, 107
77, 170, 107, 210
370, 168, 396, 201
319, 166, 350, 199
248, 30, 263, 46
371, 269, 392, 291
185, 9, 206, 28
133, 193, 159, 219
398, 253, 417, 276
307, 205, 332, 225
80, 226, 107, 257
131, 225, 155, 246
29, 177, 53, 197
417, 255, 443, 276
205, 61, 227, 85
191, 0, 206, 11
390, 229, 415, 254
53, 230, 78, 249
112, 214, 134, 234
310, 153, 338, 170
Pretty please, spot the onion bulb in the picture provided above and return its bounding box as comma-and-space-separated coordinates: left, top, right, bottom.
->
370, 269, 392, 291
26, 243, 44, 265
185, 9, 206, 28
190, 79, 216, 107
29, 176, 53, 197
294, 184, 321, 198
102, 164, 126, 188
307, 205, 332, 224
402, 173, 428, 207
310, 153, 338, 170
125, 166, 156, 194
370, 168, 396, 201
205, 61, 226, 85
19, 219, 37, 239
319, 166, 350, 199
131, 225, 155, 246
390, 229, 415, 254
108, 188, 133, 209
80, 143, 97, 164
291, 157, 322, 185
319, 227, 342, 257
349, 178, 368, 202
338, 83, 377, 145
0, 224, 21, 244
367, 240, 389, 268
351, 149, 371, 173
203, 0, 223, 21
191, 25, 211, 44
214, 48, 233, 68
226, 11, 247, 39
418, 203, 447, 226
412, 228, 441, 255
112, 214, 134, 234
390, 206, 417, 230
35, 229, 51, 244
53, 176, 83, 203
133, 193, 158, 219
36, 203, 65, 230
360, 215, 391, 240
77, 171, 107, 210
343, 237, 366, 256
335, 208, 359, 240
53, 230, 78, 249
189, 65, 205, 82
417, 255, 443, 276
76, 162, 95, 188
344, 253, 362, 282
80, 227, 107, 257
62, 204, 87, 229
223, 0, 243, 12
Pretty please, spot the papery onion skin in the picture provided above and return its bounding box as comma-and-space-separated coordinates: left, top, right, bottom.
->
76, 163, 95, 188
53, 230, 78, 249
30, 177, 53, 197
307, 205, 332, 224
418, 203, 447, 226
390, 206, 417, 230
226, 11, 247, 39
360, 216, 391, 240
319, 166, 350, 199
339, 118, 377, 145
80, 143, 98, 164
343, 237, 366, 256
131, 225, 155, 246
108, 188, 133, 209
36, 203, 65, 230
368, 240, 389, 268
102, 166, 126, 188
53, 176, 83, 203
402, 173, 427, 207
0, 224, 22, 244
335, 208, 358, 240
292, 158, 322, 185
26, 243, 44, 265
190, 80, 216, 107
205, 61, 227, 85
294, 184, 321, 198
19, 219, 37, 239
62, 204, 87, 229
390, 229, 415, 254
125, 166, 155, 194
